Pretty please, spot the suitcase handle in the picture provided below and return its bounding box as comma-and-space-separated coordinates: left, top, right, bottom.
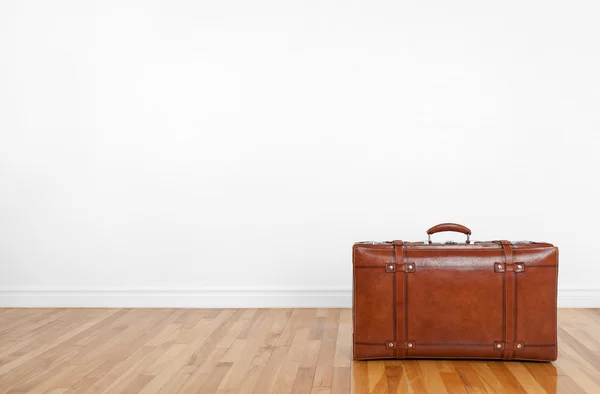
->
427, 223, 471, 244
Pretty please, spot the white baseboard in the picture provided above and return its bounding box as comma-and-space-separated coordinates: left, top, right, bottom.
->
557, 289, 600, 308
0, 288, 352, 308
0, 288, 598, 308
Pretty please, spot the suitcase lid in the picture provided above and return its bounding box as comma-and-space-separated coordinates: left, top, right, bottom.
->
354, 223, 554, 247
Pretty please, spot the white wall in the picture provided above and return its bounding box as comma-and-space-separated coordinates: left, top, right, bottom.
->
1, 0, 599, 307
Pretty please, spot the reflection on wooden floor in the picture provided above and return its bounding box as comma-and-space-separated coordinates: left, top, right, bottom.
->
352, 309, 600, 393
352, 359, 559, 393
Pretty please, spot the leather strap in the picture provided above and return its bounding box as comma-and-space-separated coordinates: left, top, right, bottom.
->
393, 240, 406, 359
499, 240, 515, 361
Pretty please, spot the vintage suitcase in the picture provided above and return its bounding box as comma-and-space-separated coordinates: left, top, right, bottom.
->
352, 223, 558, 361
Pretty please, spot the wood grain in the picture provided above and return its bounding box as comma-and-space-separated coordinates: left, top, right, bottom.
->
0, 308, 598, 393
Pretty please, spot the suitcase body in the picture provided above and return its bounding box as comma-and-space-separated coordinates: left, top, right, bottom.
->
352, 223, 558, 362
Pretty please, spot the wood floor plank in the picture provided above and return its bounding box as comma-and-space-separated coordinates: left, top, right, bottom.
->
0, 308, 13, 316
236, 309, 265, 340
81, 309, 186, 393
313, 339, 337, 388
309, 317, 326, 340
183, 309, 242, 369
0, 347, 81, 393
402, 360, 427, 393
440, 371, 468, 394
323, 309, 341, 341
382, 361, 406, 394
143, 344, 187, 375
554, 356, 600, 393
272, 327, 310, 393
468, 362, 506, 393
251, 345, 275, 366
0, 308, 598, 394
216, 338, 262, 390
82, 346, 154, 393
555, 373, 587, 394
351, 361, 369, 394
34, 310, 172, 392
264, 309, 293, 347
368, 361, 388, 393
523, 362, 557, 394
226, 309, 294, 393
157, 372, 190, 394
28, 360, 105, 393
64, 362, 121, 393
198, 362, 233, 394
145, 323, 181, 347
452, 361, 487, 394
332, 366, 351, 394
26, 361, 88, 394
215, 309, 257, 349
120, 374, 155, 393
334, 309, 352, 368
219, 339, 246, 363
504, 362, 547, 393
0, 309, 54, 335
292, 367, 316, 394
251, 345, 289, 394
0, 309, 72, 354
0, 309, 86, 357
301, 339, 322, 367
558, 326, 600, 372
487, 362, 528, 394
102, 347, 172, 393
231, 358, 269, 393
138, 309, 240, 394
419, 360, 449, 394
276, 309, 301, 347
0, 309, 123, 391
164, 309, 245, 393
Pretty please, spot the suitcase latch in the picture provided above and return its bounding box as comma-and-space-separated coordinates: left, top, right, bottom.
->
495, 341, 525, 350
385, 263, 416, 273
385, 340, 415, 349
494, 262, 525, 273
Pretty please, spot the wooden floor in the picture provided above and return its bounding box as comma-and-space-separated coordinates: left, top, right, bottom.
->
0, 309, 598, 393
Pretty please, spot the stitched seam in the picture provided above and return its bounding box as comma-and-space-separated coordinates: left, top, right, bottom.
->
509, 244, 515, 360
555, 247, 559, 359
356, 355, 555, 361
501, 242, 507, 359
398, 243, 405, 360
353, 265, 387, 269
404, 246, 409, 359
392, 245, 397, 358
502, 242, 515, 361
525, 265, 556, 268
355, 342, 556, 347
352, 245, 356, 351
514, 247, 518, 359
502, 270, 506, 357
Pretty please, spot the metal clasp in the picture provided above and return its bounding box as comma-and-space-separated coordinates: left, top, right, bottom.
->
428, 234, 470, 244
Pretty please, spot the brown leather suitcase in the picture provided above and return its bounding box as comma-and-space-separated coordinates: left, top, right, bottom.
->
352, 223, 558, 362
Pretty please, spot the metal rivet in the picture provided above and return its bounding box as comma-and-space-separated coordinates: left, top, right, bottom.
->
408, 264, 413, 269
517, 264, 523, 270
496, 343, 502, 349
498, 265, 503, 270
388, 265, 394, 270
517, 343, 522, 349
407, 343, 413, 348
387, 342, 394, 348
